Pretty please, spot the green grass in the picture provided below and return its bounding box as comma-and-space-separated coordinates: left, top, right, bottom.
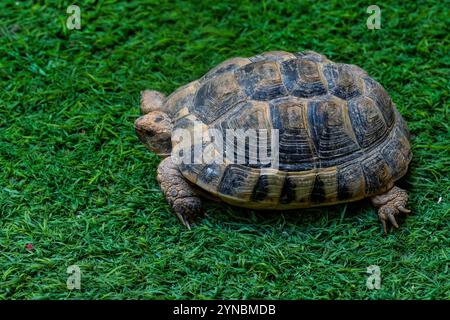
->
0, 0, 449, 299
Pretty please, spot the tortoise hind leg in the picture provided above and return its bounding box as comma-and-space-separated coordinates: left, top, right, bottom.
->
371, 186, 411, 234
157, 157, 202, 229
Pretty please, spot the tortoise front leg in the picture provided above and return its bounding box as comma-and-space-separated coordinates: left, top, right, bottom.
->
371, 186, 411, 234
157, 157, 202, 229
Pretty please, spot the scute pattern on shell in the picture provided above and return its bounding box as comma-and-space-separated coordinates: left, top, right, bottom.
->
166, 51, 412, 209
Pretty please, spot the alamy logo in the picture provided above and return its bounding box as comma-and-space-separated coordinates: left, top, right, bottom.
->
366, 265, 381, 290
66, 5, 81, 30
67, 265, 81, 290
367, 5, 381, 30
171, 121, 280, 172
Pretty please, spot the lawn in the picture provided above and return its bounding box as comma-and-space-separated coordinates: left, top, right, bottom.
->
0, 0, 448, 299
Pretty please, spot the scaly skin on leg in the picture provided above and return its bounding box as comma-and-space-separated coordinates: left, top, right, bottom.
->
371, 186, 411, 234
157, 157, 202, 229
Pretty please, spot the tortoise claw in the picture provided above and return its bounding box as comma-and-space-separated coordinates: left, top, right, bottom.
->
174, 210, 192, 230
378, 208, 400, 234
172, 197, 201, 230
398, 206, 411, 214
380, 219, 388, 235
387, 213, 399, 229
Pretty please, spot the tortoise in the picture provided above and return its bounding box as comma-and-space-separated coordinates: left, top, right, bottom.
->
135, 50, 412, 234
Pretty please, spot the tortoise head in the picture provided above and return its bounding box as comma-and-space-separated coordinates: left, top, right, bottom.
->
135, 110, 173, 157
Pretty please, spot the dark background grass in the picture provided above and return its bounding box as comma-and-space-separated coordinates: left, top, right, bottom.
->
0, 0, 448, 299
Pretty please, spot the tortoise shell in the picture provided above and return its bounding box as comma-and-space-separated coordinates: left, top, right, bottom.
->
163, 50, 412, 209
